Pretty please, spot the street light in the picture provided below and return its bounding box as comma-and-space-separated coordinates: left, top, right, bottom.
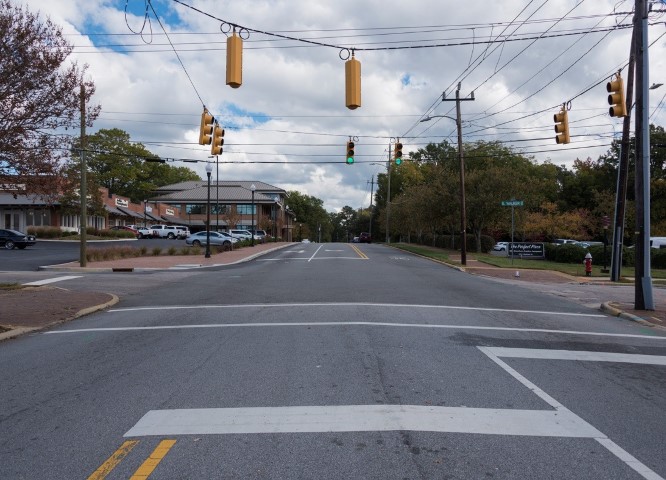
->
250, 183, 256, 247
205, 163, 213, 258
420, 113, 467, 265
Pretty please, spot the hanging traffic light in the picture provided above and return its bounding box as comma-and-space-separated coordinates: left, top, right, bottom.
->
227, 31, 243, 88
607, 73, 627, 117
346, 141, 355, 164
211, 123, 224, 155
199, 109, 214, 145
345, 51, 361, 110
554, 106, 570, 144
394, 142, 403, 164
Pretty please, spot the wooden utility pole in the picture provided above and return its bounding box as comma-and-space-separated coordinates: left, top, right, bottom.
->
610, 26, 637, 282
79, 84, 87, 267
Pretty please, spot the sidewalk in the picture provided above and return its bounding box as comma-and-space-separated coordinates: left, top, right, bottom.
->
0, 242, 290, 341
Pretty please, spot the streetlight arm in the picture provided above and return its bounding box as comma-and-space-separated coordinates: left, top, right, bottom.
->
420, 114, 458, 123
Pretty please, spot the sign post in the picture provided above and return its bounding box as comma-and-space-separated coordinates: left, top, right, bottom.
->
501, 200, 524, 264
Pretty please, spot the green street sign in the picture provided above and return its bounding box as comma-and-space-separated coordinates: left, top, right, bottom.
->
501, 200, 524, 206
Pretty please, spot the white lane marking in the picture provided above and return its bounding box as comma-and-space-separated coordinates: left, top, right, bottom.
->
23, 275, 83, 286
45, 321, 666, 341
124, 405, 603, 438
484, 347, 666, 365
106, 302, 606, 318
258, 257, 365, 261
308, 245, 323, 262
325, 249, 344, 252
478, 347, 664, 480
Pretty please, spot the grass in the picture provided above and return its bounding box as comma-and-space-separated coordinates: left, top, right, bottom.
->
391, 243, 666, 281
0, 283, 24, 290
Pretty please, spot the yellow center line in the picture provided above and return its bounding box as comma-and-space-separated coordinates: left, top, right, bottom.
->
348, 244, 368, 259
130, 439, 177, 480
87, 440, 139, 480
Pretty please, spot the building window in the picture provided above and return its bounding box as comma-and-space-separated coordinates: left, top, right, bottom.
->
186, 204, 204, 215
237, 204, 256, 215
26, 208, 50, 227
211, 204, 229, 215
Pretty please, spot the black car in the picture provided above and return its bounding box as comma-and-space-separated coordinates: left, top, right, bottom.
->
0, 229, 37, 250
359, 232, 371, 243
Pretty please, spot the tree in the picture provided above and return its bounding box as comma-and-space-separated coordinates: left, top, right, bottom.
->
0, 1, 100, 194
73, 128, 199, 202
285, 190, 331, 241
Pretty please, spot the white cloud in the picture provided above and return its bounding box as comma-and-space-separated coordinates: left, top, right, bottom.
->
20, 0, 666, 211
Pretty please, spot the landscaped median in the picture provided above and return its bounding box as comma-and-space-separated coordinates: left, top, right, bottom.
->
389, 243, 666, 283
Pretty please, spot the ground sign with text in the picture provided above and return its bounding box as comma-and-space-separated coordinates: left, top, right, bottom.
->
508, 242, 545, 258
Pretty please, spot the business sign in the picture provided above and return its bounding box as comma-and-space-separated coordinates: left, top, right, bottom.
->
166, 208, 175, 216
508, 242, 545, 258
115, 198, 129, 208
501, 200, 524, 207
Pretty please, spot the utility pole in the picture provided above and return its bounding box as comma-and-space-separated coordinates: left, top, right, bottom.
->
367, 175, 375, 240
634, 0, 654, 310
610, 26, 637, 282
79, 85, 87, 267
385, 143, 391, 244
441, 83, 474, 266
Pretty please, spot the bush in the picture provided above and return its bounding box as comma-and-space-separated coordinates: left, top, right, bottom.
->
652, 249, 666, 269
550, 243, 588, 264
151, 247, 162, 256
27, 226, 64, 238
167, 247, 177, 256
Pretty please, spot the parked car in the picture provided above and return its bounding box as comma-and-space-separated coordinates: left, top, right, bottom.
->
185, 231, 236, 248
0, 229, 37, 250
359, 232, 371, 243
651, 237, 666, 249
229, 229, 253, 240
552, 239, 579, 246
351, 236, 359, 243
149, 225, 179, 239
136, 227, 153, 239
493, 242, 508, 251
254, 230, 267, 242
173, 226, 190, 239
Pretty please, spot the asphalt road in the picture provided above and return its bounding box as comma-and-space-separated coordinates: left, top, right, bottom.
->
1, 243, 665, 479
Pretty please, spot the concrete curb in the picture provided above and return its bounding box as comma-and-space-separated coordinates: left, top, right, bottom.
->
384, 244, 465, 272
600, 302, 665, 330
0, 294, 120, 342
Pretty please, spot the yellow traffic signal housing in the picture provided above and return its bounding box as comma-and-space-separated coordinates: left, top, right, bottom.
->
199, 109, 214, 145
607, 74, 627, 117
345, 53, 361, 110
227, 32, 243, 89
346, 141, 355, 164
211, 124, 224, 155
394, 142, 403, 164
554, 107, 570, 144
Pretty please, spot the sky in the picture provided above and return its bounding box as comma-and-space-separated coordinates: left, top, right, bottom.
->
21, 0, 666, 211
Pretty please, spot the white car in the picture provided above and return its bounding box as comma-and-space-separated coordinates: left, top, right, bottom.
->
493, 242, 508, 251
229, 229, 253, 240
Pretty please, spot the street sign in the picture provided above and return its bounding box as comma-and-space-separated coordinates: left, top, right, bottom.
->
501, 200, 523, 206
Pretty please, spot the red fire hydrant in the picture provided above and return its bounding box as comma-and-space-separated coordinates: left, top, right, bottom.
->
584, 252, 592, 277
